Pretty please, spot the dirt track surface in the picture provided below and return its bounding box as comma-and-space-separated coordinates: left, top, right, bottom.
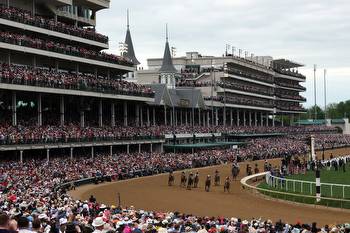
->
70, 148, 350, 225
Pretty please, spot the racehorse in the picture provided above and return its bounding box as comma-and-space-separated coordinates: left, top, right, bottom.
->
224, 177, 230, 193
214, 170, 220, 186
194, 172, 199, 188
168, 172, 174, 186
187, 173, 194, 190
180, 172, 187, 187
231, 163, 240, 180
205, 175, 211, 192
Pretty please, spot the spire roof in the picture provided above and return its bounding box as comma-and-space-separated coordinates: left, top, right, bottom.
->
159, 24, 177, 73
123, 9, 140, 66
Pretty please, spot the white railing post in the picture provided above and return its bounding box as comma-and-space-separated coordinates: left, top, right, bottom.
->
331, 185, 333, 197
293, 180, 295, 192
301, 181, 303, 193
343, 186, 345, 199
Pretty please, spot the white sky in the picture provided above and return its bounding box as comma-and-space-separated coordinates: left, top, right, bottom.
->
96, 0, 350, 107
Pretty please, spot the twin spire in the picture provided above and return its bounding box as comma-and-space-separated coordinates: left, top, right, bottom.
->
122, 11, 176, 73
123, 9, 140, 65
159, 23, 177, 73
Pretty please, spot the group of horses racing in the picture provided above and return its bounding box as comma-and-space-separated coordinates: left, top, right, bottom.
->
168, 162, 242, 193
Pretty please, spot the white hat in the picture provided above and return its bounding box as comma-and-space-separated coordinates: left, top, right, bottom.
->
38, 214, 48, 220
92, 217, 105, 227
59, 218, 67, 225
242, 220, 249, 225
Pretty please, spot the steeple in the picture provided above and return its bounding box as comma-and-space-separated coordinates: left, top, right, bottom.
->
159, 24, 177, 73
123, 9, 140, 65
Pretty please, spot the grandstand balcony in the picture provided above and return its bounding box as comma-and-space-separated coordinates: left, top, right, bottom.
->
226, 67, 274, 84
275, 82, 306, 92
0, 5, 109, 49
0, 35, 134, 72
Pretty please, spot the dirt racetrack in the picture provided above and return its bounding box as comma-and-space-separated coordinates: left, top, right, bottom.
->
70, 148, 350, 225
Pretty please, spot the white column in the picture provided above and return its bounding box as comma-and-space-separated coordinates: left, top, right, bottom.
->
111, 103, 115, 127
170, 109, 173, 126
19, 150, 23, 163
230, 109, 233, 126
37, 93, 42, 126
215, 108, 219, 126
126, 144, 130, 154
180, 109, 183, 125
147, 107, 150, 127
207, 111, 210, 127
70, 148, 73, 160
249, 111, 252, 127
236, 110, 240, 126
260, 112, 263, 126
223, 108, 226, 126
123, 102, 128, 126
135, 105, 140, 126
6, 0, 9, 8
140, 106, 144, 126
150, 143, 153, 153
202, 111, 205, 126
198, 109, 201, 126
175, 109, 178, 126
32, 56, 36, 68
12, 92, 17, 126
164, 106, 167, 125
80, 111, 85, 128
91, 147, 94, 159
266, 113, 269, 127
255, 112, 258, 127
152, 107, 156, 126
60, 96, 65, 126
138, 144, 141, 153
98, 100, 103, 127
110, 145, 113, 157
243, 110, 246, 127
273, 114, 275, 127
185, 110, 188, 126
46, 149, 50, 161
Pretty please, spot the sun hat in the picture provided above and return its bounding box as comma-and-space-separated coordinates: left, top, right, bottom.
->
92, 217, 105, 227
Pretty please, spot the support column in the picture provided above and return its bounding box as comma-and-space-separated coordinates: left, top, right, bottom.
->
111, 103, 115, 127
266, 113, 269, 127
60, 96, 65, 126
150, 143, 153, 153
273, 114, 275, 127
32, 56, 36, 68
135, 105, 140, 126
260, 112, 263, 126
32, 0, 35, 15
180, 110, 183, 125
7, 52, 10, 65
249, 111, 252, 127
110, 145, 113, 157
170, 109, 173, 126
37, 93, 42, 127
243, 110, 246, 127
80, 111, 85, 128
223, 108, 226, 126
140, 106, 144, 126
185, 110, 188, 126
123, 102, 128, 126
236, 110, 240, 126
207, 111, 210, 127
230, 109, 233, 126
20, 150, 23, 163
91, 147, 94, 159
198, 109, 201, 126
164, 106, 167, 125
46, 149, 50, 161
138, 144, 141, 153
175, 109, 178, 126
12, 92, 17, 126
70, 148, 73, 160
6, 0, 9, 8
98, 100, 103, 127
152, 107, 156, 126
255, 112, 258, 127
147, 107, 150, 127
215, 108, 219, 126
202, 111, 205, 126
126, 144, 130, 154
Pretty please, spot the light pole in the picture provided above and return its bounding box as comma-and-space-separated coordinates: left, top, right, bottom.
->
324, 69, 327, 120
313, 64, 317, 122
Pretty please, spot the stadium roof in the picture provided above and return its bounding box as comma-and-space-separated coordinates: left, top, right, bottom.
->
273, 59, 304, 69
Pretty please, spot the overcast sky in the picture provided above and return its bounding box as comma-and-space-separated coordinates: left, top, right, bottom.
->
96, 0, 350, 107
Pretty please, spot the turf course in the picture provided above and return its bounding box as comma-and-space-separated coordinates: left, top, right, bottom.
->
258, 164, 350, 209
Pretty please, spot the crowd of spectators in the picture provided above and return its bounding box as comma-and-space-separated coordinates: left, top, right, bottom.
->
0, 31, 132, 66
0, 122, 340, 145
0, 5, 108, 43
226, 67, 274, 84
0, 63, 154, 97
275, 90, 306, 101
273, 68, 306, 80
275, 79, 306, 91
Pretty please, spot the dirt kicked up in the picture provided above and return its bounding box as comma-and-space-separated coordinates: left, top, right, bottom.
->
69, 148, 350, 226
